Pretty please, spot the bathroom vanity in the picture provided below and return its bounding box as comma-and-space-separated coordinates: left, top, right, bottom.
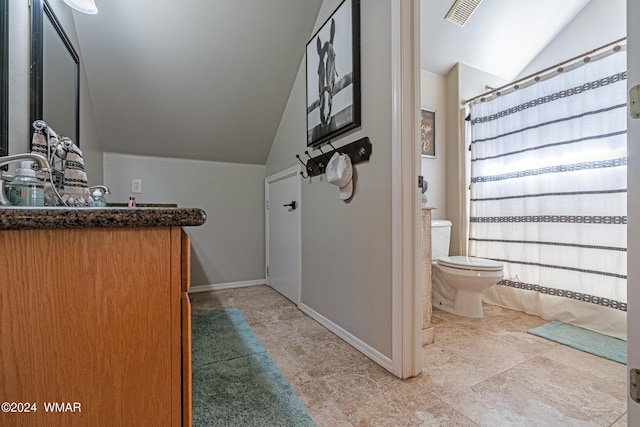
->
0, 207, 206, 426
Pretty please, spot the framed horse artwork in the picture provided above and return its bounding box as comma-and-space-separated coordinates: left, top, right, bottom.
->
306, 0, 361, 148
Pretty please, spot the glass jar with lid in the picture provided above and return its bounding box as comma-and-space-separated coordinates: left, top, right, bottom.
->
8, 161, 45, 206
90, 188, 107, 207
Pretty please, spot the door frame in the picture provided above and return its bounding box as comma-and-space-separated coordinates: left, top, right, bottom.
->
391, 0, 423, 378
265, 165, 302, 305
628, 0, 639, 421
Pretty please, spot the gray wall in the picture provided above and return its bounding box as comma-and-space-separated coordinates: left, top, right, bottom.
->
8, 0, 103, 184
8, 0, 30, 155
266, 0, 394, 357
103, 153, 266, 287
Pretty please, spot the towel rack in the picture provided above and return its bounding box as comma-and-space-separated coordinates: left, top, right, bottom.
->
295, 137, 372, 178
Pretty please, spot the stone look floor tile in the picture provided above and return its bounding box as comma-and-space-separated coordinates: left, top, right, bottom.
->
265, 315, 337, 343
238, 308, 269, 329
290, 378, 335, 408
540, 343, 627, 385
308, 401, 354, 427
256, 303, 309, 324
342, 381, 441, 427
435, 306, 552, 339
285, 336, 371, 378
500, 355, 626, 426
312, 362, 406, 415
263, 342, 314, 386
431, 322, 541, 374
192, 286, 628, 427
612, 412, 627, 426
443, 374, 601, 426
237, 319, 272, 342
388, 401, 480, 427
419, 344, 494, 397
190, 291, 230, 313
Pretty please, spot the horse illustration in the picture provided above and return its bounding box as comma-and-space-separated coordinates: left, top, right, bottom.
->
317, 19, 338, 127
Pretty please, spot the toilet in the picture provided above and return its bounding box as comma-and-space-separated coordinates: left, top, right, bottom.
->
431, 220, 504, 318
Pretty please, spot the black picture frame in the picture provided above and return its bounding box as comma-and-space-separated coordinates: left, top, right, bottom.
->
306, 0, 360, 148
1, 0, 9, 157
31, 0, 80, 146
421, 109, 435, 158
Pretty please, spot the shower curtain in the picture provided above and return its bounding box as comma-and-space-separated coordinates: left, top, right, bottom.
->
468, 51, 627, 339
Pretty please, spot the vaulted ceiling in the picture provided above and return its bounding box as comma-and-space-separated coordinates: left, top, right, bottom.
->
73, 0, 323, 164
420, 0, 591, 80
70, 0, 623, 165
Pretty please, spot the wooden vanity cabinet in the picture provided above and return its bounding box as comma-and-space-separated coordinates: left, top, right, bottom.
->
180, 230, 192, 427
0, 227, 192, 426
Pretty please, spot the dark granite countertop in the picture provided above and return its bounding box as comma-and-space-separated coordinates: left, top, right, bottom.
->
106, 202, 179, 208
0, 206, 206, 230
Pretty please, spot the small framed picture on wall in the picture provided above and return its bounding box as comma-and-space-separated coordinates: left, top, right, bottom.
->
421, 108, 435, 158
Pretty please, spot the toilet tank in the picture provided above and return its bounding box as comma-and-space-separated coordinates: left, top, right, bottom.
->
431, 220, 452, 261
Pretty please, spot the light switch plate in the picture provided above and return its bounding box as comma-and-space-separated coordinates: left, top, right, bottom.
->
131, 179, 142, 194
630, 84, 640, 119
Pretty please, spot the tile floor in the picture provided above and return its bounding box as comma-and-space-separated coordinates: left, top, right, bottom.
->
190, 285, 628, 427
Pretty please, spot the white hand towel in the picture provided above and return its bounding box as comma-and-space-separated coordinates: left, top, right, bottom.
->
30, 129, 49, 158
30, 129, 59, 205
59, 137, 91, 206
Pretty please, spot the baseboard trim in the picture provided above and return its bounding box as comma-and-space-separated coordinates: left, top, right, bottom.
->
298, 303, 394, 373
189, 280, 265, 293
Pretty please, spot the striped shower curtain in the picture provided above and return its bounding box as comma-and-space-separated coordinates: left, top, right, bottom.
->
468, 51, 627, 337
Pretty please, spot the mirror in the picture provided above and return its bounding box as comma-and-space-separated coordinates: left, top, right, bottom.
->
31, 0, 80, 145
1, 0, 8, 157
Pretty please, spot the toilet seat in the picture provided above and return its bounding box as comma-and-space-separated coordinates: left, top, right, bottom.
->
437, 256, 503, 272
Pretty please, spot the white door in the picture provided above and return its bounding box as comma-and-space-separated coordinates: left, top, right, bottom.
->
265, 166, 301, 304
628, 0, 640, 422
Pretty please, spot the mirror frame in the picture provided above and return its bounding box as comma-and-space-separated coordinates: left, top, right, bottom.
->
1, 0, 8, 157
30, 0, 80, 146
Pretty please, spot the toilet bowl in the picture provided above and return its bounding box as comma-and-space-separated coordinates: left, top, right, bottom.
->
430, 219, 504, 318
432, 256, 503, 318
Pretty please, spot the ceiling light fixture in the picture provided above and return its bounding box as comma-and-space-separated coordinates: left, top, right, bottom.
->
62, 0, 98, 15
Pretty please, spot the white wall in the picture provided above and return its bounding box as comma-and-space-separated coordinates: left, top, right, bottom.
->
519, 0, 626, 79
266, 0, 395, 357
103, 153, 266, 287
420, 69, 446, 219
8, 0, 103, 184
457, 63, 508, 103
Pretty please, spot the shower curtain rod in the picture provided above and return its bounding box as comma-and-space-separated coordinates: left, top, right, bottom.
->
461, 36, 627, 106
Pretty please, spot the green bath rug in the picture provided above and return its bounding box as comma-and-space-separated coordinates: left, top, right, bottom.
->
528, 320, 626, 364
192, 308, 316, 426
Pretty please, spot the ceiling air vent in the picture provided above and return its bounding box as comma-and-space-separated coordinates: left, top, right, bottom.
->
445, 0, 483, 27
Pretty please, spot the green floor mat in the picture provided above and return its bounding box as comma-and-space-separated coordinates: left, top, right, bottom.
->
528, 320, 626, 364
192, 308, 316, 426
